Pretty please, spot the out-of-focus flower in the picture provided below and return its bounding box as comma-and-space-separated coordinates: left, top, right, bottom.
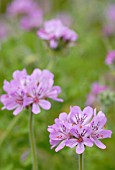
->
105, 50, 115, 65
86, 82, 107, 106
7, 0, 38, 16
1, 69, 63, 115
48, 106, 112, 154
37, 19, 78, 50
20, 10, 43, 31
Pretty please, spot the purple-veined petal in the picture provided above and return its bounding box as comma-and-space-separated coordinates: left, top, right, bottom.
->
82, 106, 93, 125
98, 130, 112, 139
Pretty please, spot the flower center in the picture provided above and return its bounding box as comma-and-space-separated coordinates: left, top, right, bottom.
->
15, 97, 23, 105
33, 97, 39, 103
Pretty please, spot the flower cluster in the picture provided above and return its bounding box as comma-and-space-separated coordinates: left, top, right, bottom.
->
48, 106, 112, 154
105, 50, 115, 65
37, 19, 78, 50
7, 0, 43, 31
86, 82, 107, 106
1, 69, 63, 115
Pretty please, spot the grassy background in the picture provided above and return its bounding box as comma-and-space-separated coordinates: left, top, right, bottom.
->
0, 0, 115, 169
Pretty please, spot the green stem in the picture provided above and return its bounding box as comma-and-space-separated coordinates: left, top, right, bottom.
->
79, 154, 84, 170
29, 109, 38, 170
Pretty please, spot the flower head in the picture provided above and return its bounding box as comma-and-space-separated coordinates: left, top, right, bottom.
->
1, 69, 63, 115
37, 19, 78, 50
48, 106, 112, 154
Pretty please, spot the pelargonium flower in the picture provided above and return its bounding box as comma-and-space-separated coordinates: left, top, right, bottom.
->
20, 9, 43, 31
86, 82, 107, 106
105, 50, 115, 65
7, 0, 38, 16
48, 106, 112, 154
37, 19, 78, 50
1, 69, 63, 115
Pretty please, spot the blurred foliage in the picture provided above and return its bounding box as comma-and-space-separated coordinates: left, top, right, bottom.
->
0, 0, 115, 170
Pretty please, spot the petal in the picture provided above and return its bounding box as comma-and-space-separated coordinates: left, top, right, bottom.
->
13, 106, 23, 115
94, 138, 106, 149
83, 138, 93, 147
97, 111, 107, 129
32, 103, 41, 114
39, 99, 51, 110
76, 143, 85, 154
66, 139, 78, 148
98, 130, 112, 139
55, 140, 66, 152
82, 106, 93, 125
70, 106, 82, 124
59, 112, 68, 121
70, 126, 80, 138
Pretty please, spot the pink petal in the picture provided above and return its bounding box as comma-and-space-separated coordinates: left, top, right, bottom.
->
94, 138, 106, 149
98, 130, 112, 139
82, 106, 93, 125
83, 139, 93, 147
13, 106, 23, 115
66, 139, 78, 148
76, 143, 85, 154
32, 103, 41, 114
55, 140, 66, 152
39, 99, 51, 110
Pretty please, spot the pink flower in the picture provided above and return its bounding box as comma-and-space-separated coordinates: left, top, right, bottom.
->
37, 19, 78, 50
90, 109, 112, 149
7, 0, 38, 16
1, 69, 63, 115
20, 9, 43, 31
105, 50, 115, 65
86, 82, 107, 106
48, 106, 112, 154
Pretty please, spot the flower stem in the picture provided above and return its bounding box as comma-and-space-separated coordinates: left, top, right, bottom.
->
29, 109, 38, 170
78, 154, 84, 170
